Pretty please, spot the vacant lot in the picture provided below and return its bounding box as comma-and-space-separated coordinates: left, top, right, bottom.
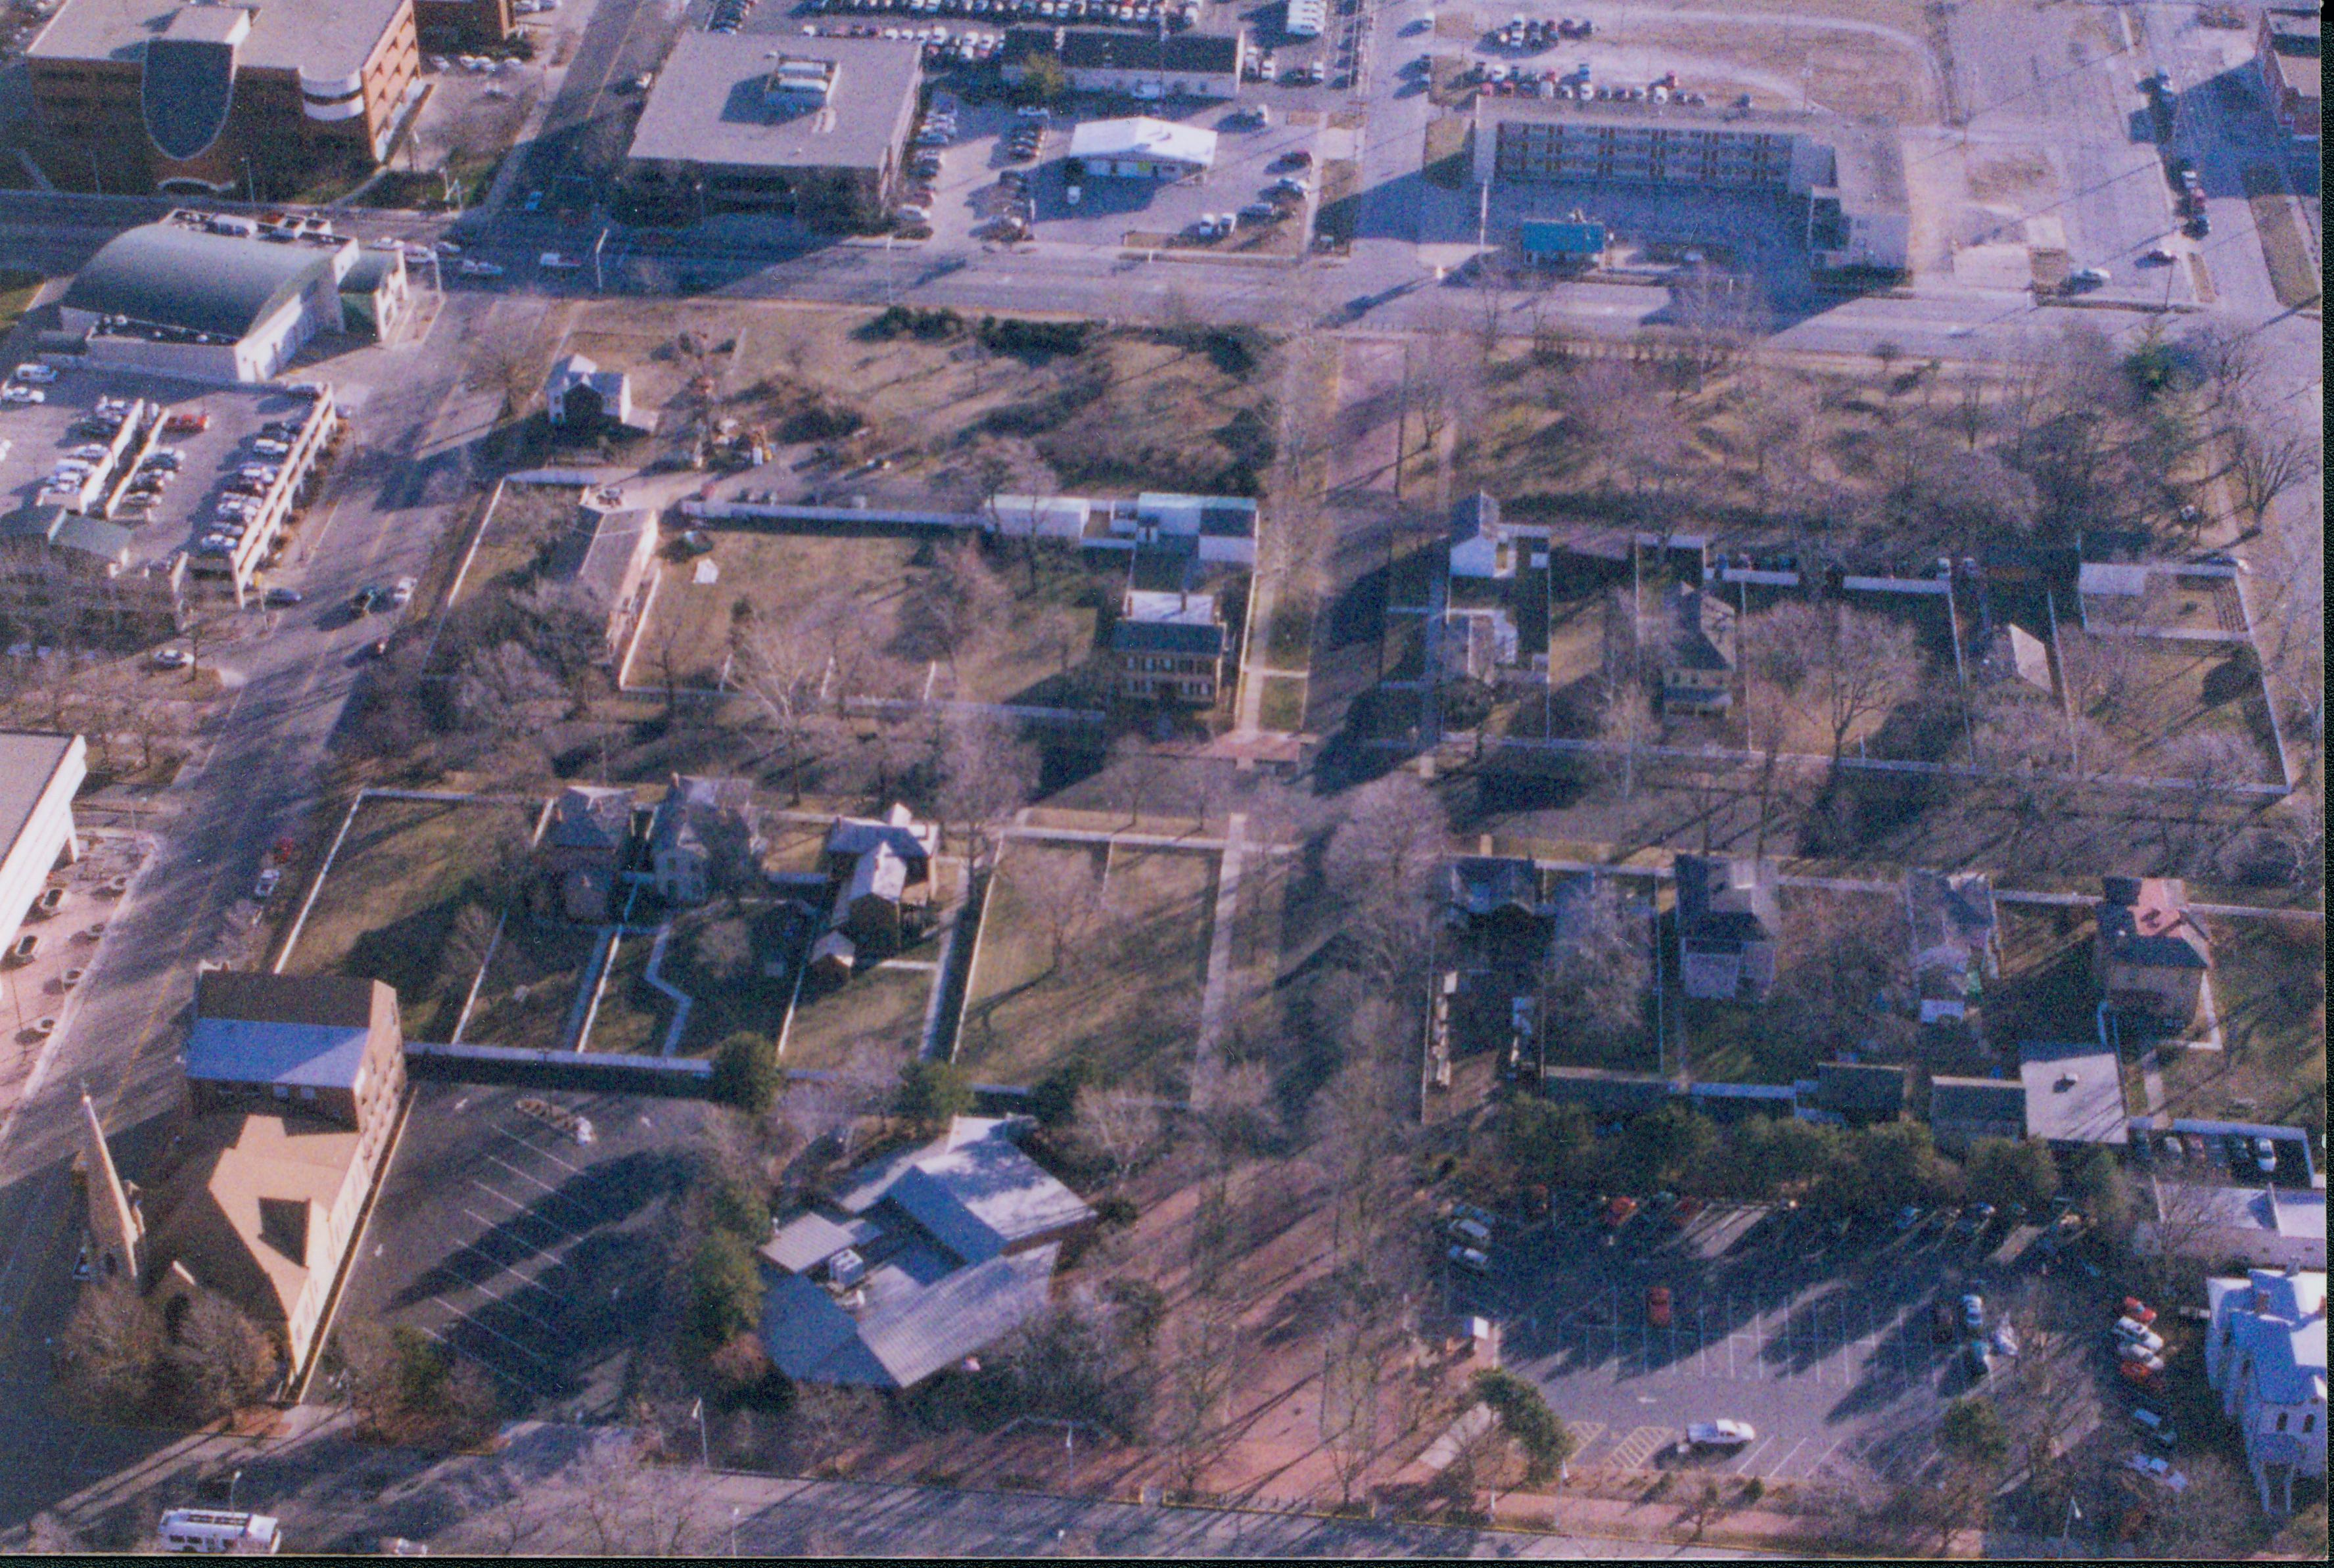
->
953, 839, 1214, 1094
287, 795, 540, 1040
634, 529, 1108, 708
454, 483, 580, 608
566, 300, 1282, 505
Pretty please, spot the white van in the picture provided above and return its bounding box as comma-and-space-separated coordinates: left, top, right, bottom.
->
157, 1509, 282, 1554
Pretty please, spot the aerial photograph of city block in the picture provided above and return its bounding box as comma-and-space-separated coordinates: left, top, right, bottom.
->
0, 0, 2318, 1554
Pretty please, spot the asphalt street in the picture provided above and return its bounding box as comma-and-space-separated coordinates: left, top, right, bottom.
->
0, 286, 507, 1530
0, 0, 2315, 1544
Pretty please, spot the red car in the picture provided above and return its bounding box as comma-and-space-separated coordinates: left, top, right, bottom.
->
1605, 1195, 1638, 1228
2119, 1358, 2162, 1389
1646, 1285, 1673, 1328
2121, 1297, 2157, 1326
1672, 1197, 1703, 1226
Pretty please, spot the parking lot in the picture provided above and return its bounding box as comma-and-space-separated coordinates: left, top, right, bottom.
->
1482, 179, 1820, 304
921, 97, 1322, 249
1451, 1201, 2066, 1486
330, 1080, 705, 1419
0, 362, 319, 594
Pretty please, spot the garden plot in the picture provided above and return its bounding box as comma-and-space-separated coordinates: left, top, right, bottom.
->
284, 795, 539, 1040
952, 838, 1215, 1095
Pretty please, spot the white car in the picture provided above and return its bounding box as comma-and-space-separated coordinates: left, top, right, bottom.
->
434, 239, 463, 255
152, 647, 193, 669
458, 259, 505, 277
540, 252, 583, 270
2122, 1454, 2188, 1492
251, 439, 291, 457
2114, 1322, 2165, 1354
389, 576, 416, 607
252, 867, 282, 900
1685, 1421, 1756, 1450
12, 363, 57, 383
1, 386, 44, 405
1446, 1244, 1489, 1275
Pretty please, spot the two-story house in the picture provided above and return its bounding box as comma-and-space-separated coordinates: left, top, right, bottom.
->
542, 783, 636, 921
649, 775, 764, 905
2095, 875, 2211, 1029
1111, 588, 1227, 706
1674, 854, 1779, 1001
1660, 586, 1737, 712
2204, 1266, 2327, 1513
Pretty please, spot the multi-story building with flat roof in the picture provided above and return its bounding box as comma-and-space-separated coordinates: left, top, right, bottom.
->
26, 0, 423, 195
0, 732, 85, 962
622, 34, 922, 228
1474, 99, 1911, 274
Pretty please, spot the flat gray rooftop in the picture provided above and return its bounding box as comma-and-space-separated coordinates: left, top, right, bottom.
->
0, 733, 77, 864
28, 0, 408, 83
626, 34, 922, 175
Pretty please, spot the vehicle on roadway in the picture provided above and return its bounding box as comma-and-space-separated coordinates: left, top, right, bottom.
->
263, 586, 303, 607
540, 252, 584, 271
156, 1507, 282, 1554
458, 259, 505, 277
389, 576, 416, 607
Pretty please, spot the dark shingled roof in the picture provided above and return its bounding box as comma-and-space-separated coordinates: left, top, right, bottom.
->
1928, 1076, 2027, 1131
1057, 28, 1241, 74
2097, 876, 2209, 970
1111, 619, 1224, 655
1675, 854, 1777, 947
1817, 1061, 1909, 1121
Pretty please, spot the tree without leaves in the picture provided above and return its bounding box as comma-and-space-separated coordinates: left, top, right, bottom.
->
936, 712, 1039, 873
1072, 1084, 1163, 1186
735, 614, 831, 802
1749, 601, 1924, 763
454, 639, 567, 743
56, 1283, 162, 1416
1011, 845, 1105, 973
2226, 402, 2320, 527
1322, 771, 1447, 982
166, 1290, 277, 1421
1543, 883, 1652, 1059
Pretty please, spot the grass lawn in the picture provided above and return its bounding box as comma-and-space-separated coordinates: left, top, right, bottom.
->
2243, 165, 2322, 310
1676, 990, 1804, 1084
2151, 916, 2326, 1124
2083, 642, 2285, 783
456, 484, 579, 606
659, 900, 806, 1057
286, 796, 538, 1040
1990, 902, 2102, 1045
1380, 613, 1428, 682
462, 918, 601, 1051
582, 931, 673, 1056
953, 840, 1214, 1094
782, 963, 933, 1074
1423, 116, 1472, 189
1257, 675, 1306, 733
0, 269, 43, 334
1265, 593, 1315, 668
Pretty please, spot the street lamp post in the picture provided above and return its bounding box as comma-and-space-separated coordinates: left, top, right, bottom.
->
227, 1469, 243, 1511
730, 1506, 740, 1556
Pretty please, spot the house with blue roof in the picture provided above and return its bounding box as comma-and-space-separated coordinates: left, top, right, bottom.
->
2205, 1265, 2327, 1513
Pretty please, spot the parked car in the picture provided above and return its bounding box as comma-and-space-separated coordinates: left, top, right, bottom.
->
164, 411, 210, 434
11, 363, 57, 383
1684, 1420, 1755, 1450
1646, 1285, 1672, 1328
2115, 1322, 2166, 1354
1932, 1302, 1959, 1344
1449, 1216, 1493, 1248
1604, 1195, 1637, 1228
2120, 1297, 2157, 1325
152, 647, 193, 669
458, 259, 505, 277
1, 386, 46, 405
2130, 1407, 2177, 1448
1965, 1339, 1994, 1377
263, 586, 304, 607
7, 932, 39, 965
1961, 1293, 1986, 1333
389, 577, 416, 607
2123, 1454, 2188, 1492
2118, 1341, 2166, 1368
1447, 1244, 1490, 1275
252, 868, 282, 900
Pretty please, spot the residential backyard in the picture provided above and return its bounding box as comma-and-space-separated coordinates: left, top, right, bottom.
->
283, 795, 539, 1040
2151, 915, 2326, 1124
460, 918, 601, 1052
781, 964, 934, 1076
951, 839, 1215, 1095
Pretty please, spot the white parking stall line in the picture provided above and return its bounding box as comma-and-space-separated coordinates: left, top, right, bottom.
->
468, 1178, 588, 1246
460, 1205, 576, 1273
1725, 1297, 1739, 1381
417, 1323, 555, 1398
496, 1120, 591, 1178
1756, 1437, 1809, 1479
438, 1255, 567, 1339
1796, 1435, 1850, 1481
481, 1151, 608, 1228
1727, 1433, 1778, 1475
1696, 1304, 1713, 1378
429, 1293, 566, 1374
